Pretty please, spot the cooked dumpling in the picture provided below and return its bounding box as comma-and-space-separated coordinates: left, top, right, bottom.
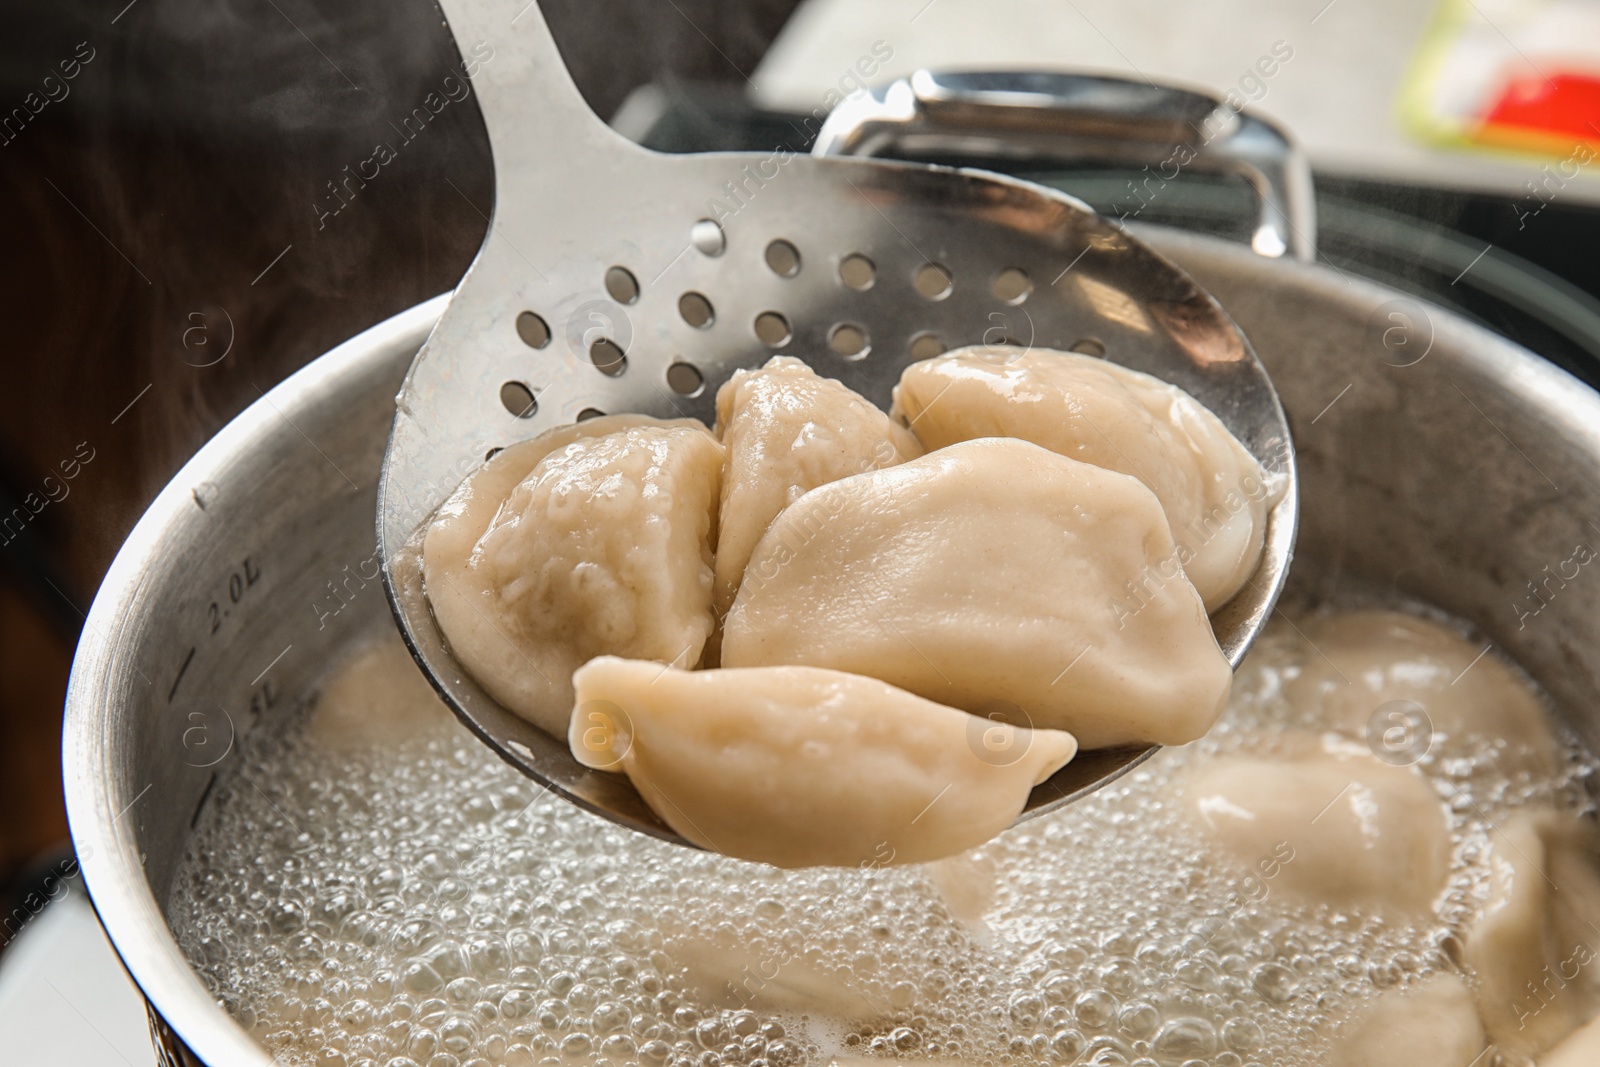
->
713, 356, 921, 627
927, 849, 999, 929
720, 437, 1231, 749
1543, 1012, 1600, 1067
660, 922, 892, 1021
1330, 974, 1484, 1067
569, 656, 1077, 868
1178, 735, 1451, 916
1280, 610, 1559, 777
309, 639, 450, 749
423, 417, 722, 736
891, 346, 1275, 610
1463, 807, 1600, 1060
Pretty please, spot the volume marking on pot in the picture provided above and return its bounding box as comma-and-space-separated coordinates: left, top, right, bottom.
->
167, 646, 196, 704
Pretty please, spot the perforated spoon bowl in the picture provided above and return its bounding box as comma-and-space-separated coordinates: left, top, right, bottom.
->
379, 0, 1298, 847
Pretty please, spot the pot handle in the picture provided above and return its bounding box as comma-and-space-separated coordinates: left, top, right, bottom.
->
812, 69, 1316, 262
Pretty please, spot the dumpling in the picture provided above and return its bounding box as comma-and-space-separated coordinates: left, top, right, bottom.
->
1280, 611, 1559, 777
568, 656, 1077, 868
1178, 735, 1451, 916
1463, 807, 1600, 1060
309, 639, 450, 749
926, 850, 999, 930
713, 356, 921, 627
720, 437, 1231, 749
660, 924, 891, 1021
1330, 974, 1485, 1067
656, 871, 984, 1023
891, 346, 1275, 610
1543, 1012, 1600, 1067
423, 416, 722, 737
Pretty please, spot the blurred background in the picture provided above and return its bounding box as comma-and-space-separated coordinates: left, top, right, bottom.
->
1, 0, 1598, 1054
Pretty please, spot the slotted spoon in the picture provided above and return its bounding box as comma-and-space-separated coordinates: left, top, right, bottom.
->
379, 0, 1298, 846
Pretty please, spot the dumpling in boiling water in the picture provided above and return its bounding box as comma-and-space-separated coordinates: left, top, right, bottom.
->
568, 656, 1077, 868
423, 416, 722, 737
721, 437, 1231, 749
309, 639, 450, 749
1462, 807, 1600, 1061
1178, 735, 1451, 916
661, 928, 892, 1022
1330, 974, 1485, 1067
891, 346, 1275, 610
926, 850, 999, 931
1280, 611, 1558, 777
1543, 1012, 1600, 1067
712, 356, 920, 626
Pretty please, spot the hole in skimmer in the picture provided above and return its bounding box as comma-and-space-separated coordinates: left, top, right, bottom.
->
499, 381, 538, 418
754, 312, 792, 347
829, 323, 870, 360
666, 362, 705, 396
679, 292, 714, 329
516, 311, 551, 349
589, 338, 627, 376
992, 267, 1033, 305
914, 263, 953, 300
765, 240, 801, 278
839, 254, 875, 291
605, 266, 640, 305
909, 332, 946, 361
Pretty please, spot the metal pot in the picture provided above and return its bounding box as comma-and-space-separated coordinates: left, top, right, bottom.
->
62, 94, 1600, 1067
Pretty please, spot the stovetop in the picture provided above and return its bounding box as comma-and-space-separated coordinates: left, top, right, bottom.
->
0, 867, 151, 1062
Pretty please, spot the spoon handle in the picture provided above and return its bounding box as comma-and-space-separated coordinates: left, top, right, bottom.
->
435, 0, 643, 207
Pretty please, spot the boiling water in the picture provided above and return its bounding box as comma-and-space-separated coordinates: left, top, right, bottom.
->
169, 618, 1594, 1067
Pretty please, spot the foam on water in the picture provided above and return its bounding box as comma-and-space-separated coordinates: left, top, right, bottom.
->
168, 617, 1596, 1067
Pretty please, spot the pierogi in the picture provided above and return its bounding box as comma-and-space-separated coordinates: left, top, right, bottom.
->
890, 346, 1274, 610
568, 655, 1077, 868
308, 639, 451, 749
712, 356, 921, 630
1330, 973, 1484, 1067
423, 416, 722, 736
1462, 807, 1600, 1060
1280, 610, 1559, 777
1545, 1012, 1600, 1067
1178, 734, 1452, 917
658, 918, 897, 1021
721, 437, 1231, 748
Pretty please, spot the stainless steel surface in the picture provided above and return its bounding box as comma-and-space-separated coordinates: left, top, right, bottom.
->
64, 230, 1600, 1065
814, 69, 1316, 262
379, 4, 1298, 842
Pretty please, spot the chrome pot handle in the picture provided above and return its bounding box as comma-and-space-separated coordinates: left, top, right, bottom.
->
813, 69, 1316, 262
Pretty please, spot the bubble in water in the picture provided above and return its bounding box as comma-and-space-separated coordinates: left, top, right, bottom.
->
1154, 1016, 1217, 1060
1250, 963, 1297, 1003
1074, 990, 1119, 1029
1118, 1001, 1159, 1039
1222, 1017, 1264, 1052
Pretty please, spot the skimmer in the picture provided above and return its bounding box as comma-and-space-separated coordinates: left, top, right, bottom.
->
379, 0, 1298, 846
